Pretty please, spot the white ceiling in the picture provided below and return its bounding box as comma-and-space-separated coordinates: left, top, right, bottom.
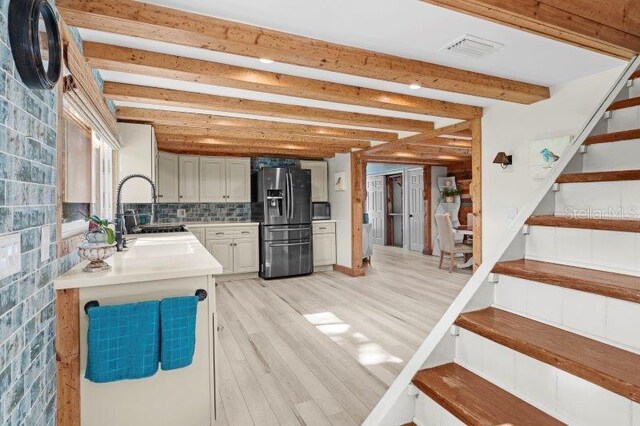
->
79, 0, 625, 134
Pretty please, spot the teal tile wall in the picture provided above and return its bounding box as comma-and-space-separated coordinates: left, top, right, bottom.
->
0, 0, 58, 423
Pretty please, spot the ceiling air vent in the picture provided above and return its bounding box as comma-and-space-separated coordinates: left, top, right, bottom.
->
442, 35, 504, 59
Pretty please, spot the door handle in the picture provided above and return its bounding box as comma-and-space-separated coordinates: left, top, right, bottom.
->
270, 241, 311, 247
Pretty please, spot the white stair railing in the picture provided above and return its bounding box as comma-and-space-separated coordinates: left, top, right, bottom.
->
364, 55, 640, 426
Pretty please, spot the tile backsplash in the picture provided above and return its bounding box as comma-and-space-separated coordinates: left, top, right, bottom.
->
123, 202, 251, 223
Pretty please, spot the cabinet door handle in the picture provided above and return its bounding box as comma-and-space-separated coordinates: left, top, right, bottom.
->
179, 195, 184, 199
319, 227, 326, 230
158, 194, 163, 198
215, 232, 224, 235
241, 231, 250, 234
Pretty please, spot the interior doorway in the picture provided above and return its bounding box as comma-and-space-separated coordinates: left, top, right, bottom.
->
407, 168, 425, 252
385, 174, 403, 247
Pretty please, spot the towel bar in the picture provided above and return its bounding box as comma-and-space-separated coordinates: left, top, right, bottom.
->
84, 289, 208, 314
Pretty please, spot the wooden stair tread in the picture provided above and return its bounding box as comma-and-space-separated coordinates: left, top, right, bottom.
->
585, 128, 640, 145
455, 308, 640, 402
556, 169, 640, 184
413, 363, 563, 426
526, 215, 640, 232
493, 259, 640, 304
631, 70, 640, 81
608, 96, 640, 112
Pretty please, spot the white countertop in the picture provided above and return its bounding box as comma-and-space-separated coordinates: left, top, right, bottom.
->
184, 222, 259, 228
55, 233, 223, 290
313, 219, 336, 223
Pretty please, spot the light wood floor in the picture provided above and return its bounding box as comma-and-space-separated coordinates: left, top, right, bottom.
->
215, 245, 471, 425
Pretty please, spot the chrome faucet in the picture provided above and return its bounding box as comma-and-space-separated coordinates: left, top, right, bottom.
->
115, 174, 157, 251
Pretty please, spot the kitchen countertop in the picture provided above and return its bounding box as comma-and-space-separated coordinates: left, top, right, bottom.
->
55, 233, 223, 290
313, 219, 336, 223
184, 222, 259, 228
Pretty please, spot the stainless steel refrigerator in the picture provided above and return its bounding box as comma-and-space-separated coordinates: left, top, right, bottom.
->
253, 167, 313, 279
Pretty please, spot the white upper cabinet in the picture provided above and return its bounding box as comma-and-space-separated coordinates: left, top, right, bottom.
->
225, 158, 251, 202
199, 157, 226, 202
179, 156, 200, 202
158, 154, 250, 203
300, 160, 328, 202
157, 152, 179, 203
117, 123, 157, 203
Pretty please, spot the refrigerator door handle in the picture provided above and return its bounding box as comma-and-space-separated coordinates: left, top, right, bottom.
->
270, 241, 311, 247
287, 171, 294, 219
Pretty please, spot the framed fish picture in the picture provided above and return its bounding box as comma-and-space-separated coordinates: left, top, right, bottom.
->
529, 136, 573, 180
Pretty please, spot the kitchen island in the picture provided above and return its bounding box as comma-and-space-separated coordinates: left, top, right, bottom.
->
55, 233, 222, 426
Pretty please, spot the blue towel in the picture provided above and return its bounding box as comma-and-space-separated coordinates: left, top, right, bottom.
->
160, 296, 199, 370
85, 301, 160, 383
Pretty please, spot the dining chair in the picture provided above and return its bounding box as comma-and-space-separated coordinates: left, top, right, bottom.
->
435, 213, 473, 273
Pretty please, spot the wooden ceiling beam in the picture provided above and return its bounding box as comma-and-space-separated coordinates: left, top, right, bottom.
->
404, 137, 472, 148
366, 151, 468, 162
363, 155, 461, 167
157, 141, 333, 159
57, 0, 548, 104
104, 82, 465, 131
362, 121, 473, 155
155, 134, 355, 153
154, 126, 370, 149
83, 42, 477, 122
117, 107, 390, 141
421, 0, 640, 59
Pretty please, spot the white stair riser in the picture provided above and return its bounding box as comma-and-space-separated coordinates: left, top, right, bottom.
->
414, 393, 464, 426
455, 329, 639, 426
630, 81, 640, 99
607, 105, 640, 133
525, 225, 640, 276
555, 180, 640, 219
494, 275, 640, 354
582, 139, 640, 172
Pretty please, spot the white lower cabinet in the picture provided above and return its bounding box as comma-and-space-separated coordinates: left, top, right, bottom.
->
312, 221, 336, 267
233, 238, 259, 273
206, 239, 234, 275
193, 224, 259, 275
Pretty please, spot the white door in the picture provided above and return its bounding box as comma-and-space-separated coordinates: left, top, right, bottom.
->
300, 160, 328, 202
206, 239, 234, 274
157, 152, 179, 203
408, 168, 425, 252
225, 158, 251, 202
179, 156, 200, 202
366, 176, 385, 245
199, 157, 226, 202
313, 233, 336, 266
232, 238, 259, 273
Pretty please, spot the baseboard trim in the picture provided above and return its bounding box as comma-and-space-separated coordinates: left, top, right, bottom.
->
333, 264, 366, 277
215, 272, 259, 283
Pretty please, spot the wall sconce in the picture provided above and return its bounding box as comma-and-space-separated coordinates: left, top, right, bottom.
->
493, 152, 513, 169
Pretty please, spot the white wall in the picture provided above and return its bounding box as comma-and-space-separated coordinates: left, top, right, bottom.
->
482, 66, 626, 255
328, 153, 352, 267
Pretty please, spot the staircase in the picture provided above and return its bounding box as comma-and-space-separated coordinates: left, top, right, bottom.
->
366, 59, 640, 426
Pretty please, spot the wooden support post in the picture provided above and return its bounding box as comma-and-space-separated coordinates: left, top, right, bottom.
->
423, 166, 433, 255
470, 119, 482, 269
351, 151, 365, 275
56, 288, 80, 426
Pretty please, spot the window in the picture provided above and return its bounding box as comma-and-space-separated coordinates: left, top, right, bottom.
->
61, 116, 115, 238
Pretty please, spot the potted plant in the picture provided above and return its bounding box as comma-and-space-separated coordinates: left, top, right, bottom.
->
441, 188, 460, 203
78, 215, 117, 272
84, 215, 116, 244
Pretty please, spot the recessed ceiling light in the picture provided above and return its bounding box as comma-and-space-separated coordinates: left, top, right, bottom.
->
409, 83, 421, 90
259, 58, 274, 64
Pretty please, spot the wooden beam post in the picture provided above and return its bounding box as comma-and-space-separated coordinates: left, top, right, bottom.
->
470, 119, 482, 269
56, 289, 80, 426
351, 151, 365, 275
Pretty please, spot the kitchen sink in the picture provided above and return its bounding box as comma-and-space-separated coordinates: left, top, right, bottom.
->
138, 224, 187, 233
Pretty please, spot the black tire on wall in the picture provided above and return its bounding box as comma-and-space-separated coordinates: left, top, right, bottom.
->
8, 0, 62, 90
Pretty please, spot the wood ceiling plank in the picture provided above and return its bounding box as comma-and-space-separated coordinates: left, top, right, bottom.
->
103, 82, 479, 129
421, 0, 640, 58
84, 42, 476, 122
154, 125, 370, 149
117, 107, 388, 141
57, 0, 549, 103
